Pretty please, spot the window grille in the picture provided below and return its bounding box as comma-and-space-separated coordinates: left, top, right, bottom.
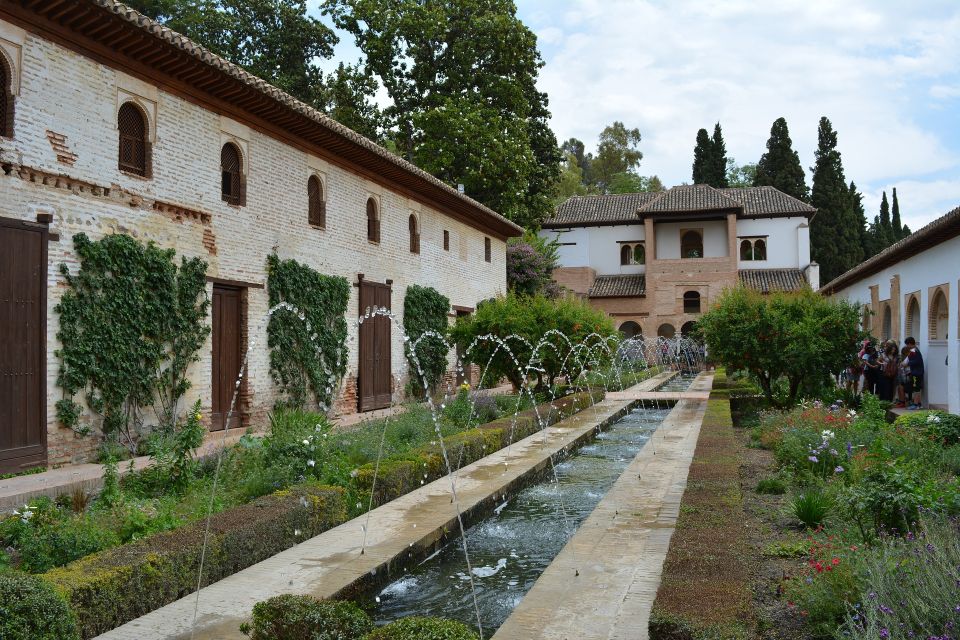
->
221, 143, 244, 205
118, 102, 149, 176
366, 197, 380, 243
308, 175, 325, 227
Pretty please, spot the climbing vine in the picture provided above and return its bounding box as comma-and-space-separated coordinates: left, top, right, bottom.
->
266, 254, 349, 411
403, 284, 450, 397
55, 233, 209, 450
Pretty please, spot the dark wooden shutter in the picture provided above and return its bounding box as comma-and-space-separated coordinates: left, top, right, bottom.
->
0, 218, 47, 472
358, 280, 391, 411
409, 215, 419, 254
443, 230, 449, 251
366, 198, 379, 243
484, 237, 491, 262
118, 103, 148, 176
211, 286, 242, 430
221, 143, 243, 206
0, 59, 11, 138
308, 176, 325, 227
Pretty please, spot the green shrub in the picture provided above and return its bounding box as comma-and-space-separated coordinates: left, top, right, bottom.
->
16, 515, 120, 574
894, 410, 960, 446
241, 594, 373, 640
791, 489, 832, 529
0, 571, 80, 640
43, 484, 348, 638
755, 476, 787, 495
403, 284, 450, 396
364, 616, 479, 640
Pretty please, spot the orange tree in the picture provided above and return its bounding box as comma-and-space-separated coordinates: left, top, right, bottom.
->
698, 287, 863, 407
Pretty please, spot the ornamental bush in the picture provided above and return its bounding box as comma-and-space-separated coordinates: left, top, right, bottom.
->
506, 231, 560, 297
363, 616, 479, 640
241, 594, 373, 640
55, 233, 209, 447
267, 254, 349, 412
403, 284, 450, 397
893, 410, 960, 446
0, 571, 80, 640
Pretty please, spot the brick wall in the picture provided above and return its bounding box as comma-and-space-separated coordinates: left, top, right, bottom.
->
0, 23, 509, 466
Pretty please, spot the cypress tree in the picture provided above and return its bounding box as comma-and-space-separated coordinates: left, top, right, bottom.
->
710, 123, 729, 187
891, 187, 904, 239
878, 191, 894, 247
692, 128, 713, 185
810, 117, 863, 284
849, 181, 871, 258
753, 117, 809, 201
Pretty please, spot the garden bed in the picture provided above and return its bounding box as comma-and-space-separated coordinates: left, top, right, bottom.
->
1, 386, 606, 638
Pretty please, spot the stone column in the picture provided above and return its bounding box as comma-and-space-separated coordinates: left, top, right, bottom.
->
948, 281, 959, 413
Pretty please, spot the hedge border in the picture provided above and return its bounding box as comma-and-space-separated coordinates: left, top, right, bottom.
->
648, 371, 755, 640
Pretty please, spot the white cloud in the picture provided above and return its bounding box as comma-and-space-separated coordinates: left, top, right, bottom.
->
522, 0, 960, 227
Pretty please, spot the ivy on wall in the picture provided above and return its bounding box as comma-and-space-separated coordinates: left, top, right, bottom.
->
266, 254, 349, 411
402, 284, 450, 397
55, 233, 210, 448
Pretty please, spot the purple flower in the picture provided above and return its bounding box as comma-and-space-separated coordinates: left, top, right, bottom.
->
847, 442, 853, 455
869, 592, 878, 600
809, 455, 819, 463
879, 629, 889, 638
835, 466, 845, 474
879, 604, 893, 614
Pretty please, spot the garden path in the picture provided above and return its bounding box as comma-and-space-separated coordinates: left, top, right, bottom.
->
492, 373, 713, 640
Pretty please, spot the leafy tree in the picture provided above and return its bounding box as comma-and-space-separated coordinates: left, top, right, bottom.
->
592, 122, 643, 191
726, 159, 757, 188
753, 117, 809, 201
698, 287, 864, 407
325, 0, 560, 227
449, 293, 614, 390
561, 138, 593, 185
315, 62, 384, 141
692, 128, 713, 185
553, 152, 595, 205
709, 123, 729, 188
810, 117, 863, 284
891, 187, 905, 239
607, 172, 665, 194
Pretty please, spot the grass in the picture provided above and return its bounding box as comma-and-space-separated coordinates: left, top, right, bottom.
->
649, 380, 755, 639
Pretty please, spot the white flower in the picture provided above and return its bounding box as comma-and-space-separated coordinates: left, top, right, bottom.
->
821, 430, 835, 440
302, 439, 310, 445
307, 460, 315, 467
350, 469, 359, 478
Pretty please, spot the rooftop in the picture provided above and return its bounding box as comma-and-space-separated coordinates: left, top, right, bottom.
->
588, 274, 647, 298
739, 268, 808, 293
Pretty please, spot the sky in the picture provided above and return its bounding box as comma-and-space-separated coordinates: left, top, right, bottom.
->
313, 0, 960, 231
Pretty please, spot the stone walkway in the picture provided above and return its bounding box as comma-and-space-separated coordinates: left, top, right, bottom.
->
492, 373, 712, 640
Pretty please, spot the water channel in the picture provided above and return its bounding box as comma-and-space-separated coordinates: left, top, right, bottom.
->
366, 373, 697, 633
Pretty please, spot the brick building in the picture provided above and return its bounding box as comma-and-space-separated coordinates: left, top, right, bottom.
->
540, 184, 818, 338
0, 0, 520, 472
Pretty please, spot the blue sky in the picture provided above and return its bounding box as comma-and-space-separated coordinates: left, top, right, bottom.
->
313, 1, 960, 231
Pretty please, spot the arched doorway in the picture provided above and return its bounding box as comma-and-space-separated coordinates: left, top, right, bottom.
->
931, 290, 949, 340
906, 296, 921, 339
619, 321, 642, 339
657, 323, 676, 338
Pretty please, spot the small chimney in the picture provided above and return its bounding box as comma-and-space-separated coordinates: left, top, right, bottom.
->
457, 184, 465, 194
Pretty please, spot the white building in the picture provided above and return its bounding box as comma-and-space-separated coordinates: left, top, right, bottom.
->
821, 206, 960, 413
0, 1, 519, 471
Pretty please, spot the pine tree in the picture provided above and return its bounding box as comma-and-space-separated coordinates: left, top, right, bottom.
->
891, 187, 904, 239
710, 123, 729, 188
810, 117, 863, 284
692, 128, 713, 185
753, 117, 809, 201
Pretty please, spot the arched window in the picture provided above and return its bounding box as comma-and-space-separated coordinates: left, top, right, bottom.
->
620, 244, 632, 265
221, 142, 245, 206
409, 214, 420, 254
683, 291, 701, 314
0, 55, 13, 138
681, 321, 698, 336
657, 323, 676, 338
619, 321, 641, 338
754, 239, 767, 260
118, 102, 150, 177
680, 230, 703, 259
739, 239, 753, 261
930, 290, 949, 340
906, 296, 921, 338
307, 175, 325, 227
366, 197, 380, 243
633, 244, 645, 265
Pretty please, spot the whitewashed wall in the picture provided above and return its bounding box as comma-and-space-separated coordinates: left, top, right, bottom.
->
543, 224, 646, 275
654, 220, 728, 259
736, 217, 810, 269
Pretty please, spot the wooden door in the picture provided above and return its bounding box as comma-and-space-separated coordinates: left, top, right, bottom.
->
211, 285, 242, 431
0, 218, 47, 473
358, 280, 392, 411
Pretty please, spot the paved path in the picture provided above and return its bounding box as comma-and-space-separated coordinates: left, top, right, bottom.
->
492, 373, 712, 640
96, 396, 641, 640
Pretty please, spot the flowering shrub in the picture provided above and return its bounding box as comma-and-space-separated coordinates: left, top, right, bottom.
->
894, 410, 960, 446
506, 232, 560, 297
784, 529, 861, 638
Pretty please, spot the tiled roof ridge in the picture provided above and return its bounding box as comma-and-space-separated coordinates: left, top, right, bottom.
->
588, 273, 647, 298
637, 183, 743, 214
821, 205, 960, 294
87, 0, 520, 233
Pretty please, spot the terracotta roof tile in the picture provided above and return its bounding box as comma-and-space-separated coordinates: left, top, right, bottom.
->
637, 184, 741, 214
739, 269, 808, 293
588, 274, 647, 298
542, 193, 658, 227
718, 186, 815, 217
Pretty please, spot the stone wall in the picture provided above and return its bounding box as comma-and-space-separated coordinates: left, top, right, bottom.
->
0, 22, 509, 465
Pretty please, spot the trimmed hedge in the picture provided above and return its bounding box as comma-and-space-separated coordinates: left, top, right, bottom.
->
355, 390, 605, 507
364, 616, 479, 640
648, 393, 754, 640
241, 594, 373, 640
0, 571, 81, 640
43, 484, 348, 638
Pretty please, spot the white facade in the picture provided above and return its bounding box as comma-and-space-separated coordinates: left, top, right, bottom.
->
551, 224, 647, 275
828, 236, 960, 413
736, 217, 810, 270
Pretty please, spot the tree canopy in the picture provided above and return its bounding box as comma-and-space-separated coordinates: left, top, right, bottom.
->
753, 117, 809, 201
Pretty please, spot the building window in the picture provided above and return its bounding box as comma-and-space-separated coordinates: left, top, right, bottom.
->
366, 197, 380, 243
443, 230, 450, 251
683, 291, 701, 314
657, 323, 676, 338
308, 175, 325, 227
221, 142, 245, 206
484, 237, 491, 263
118, 102, 150, 177
409, 214, 420, 254
620, 242, 645, 265
680, 230, 703, 259
0, 56, 13, 138
930, 289, 949, 340
739, 237, 767, 261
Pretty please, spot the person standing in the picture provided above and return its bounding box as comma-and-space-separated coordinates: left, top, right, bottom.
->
896, 345, 911, 408
904, 337, 925, 409
862, 343, 881, 396
878, 341, 899, 402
